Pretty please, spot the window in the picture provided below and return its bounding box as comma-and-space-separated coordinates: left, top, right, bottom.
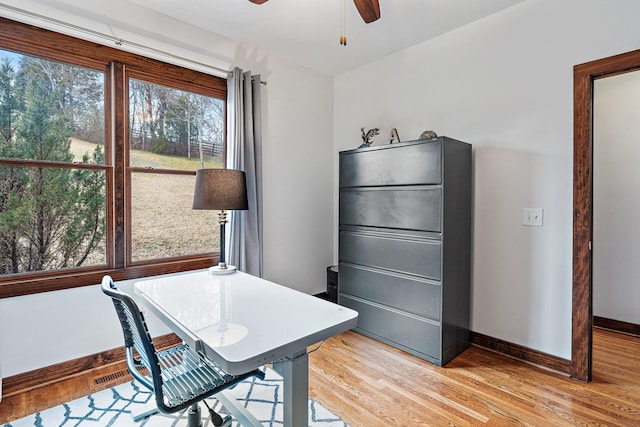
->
127, 77, 225, 262
0, 50, 108, 274
0, 18, 227, 297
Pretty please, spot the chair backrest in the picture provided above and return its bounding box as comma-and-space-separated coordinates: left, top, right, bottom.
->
101, 275, 163, 393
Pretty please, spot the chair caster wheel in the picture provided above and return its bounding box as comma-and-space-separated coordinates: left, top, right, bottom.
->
210, 410, 232, 427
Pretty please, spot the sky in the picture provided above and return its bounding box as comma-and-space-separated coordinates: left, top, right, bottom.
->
0, 48, 22, 67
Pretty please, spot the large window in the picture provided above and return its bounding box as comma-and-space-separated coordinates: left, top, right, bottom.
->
0, 18, 227, 297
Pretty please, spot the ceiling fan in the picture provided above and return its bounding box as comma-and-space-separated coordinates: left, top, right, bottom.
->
248, 0, 381, 24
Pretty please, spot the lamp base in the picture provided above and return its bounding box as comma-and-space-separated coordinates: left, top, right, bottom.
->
208, 265, 237, 275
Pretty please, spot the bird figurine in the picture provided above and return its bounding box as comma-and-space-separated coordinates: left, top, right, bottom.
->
359, 127, 380, 148
419, 130, 438, 139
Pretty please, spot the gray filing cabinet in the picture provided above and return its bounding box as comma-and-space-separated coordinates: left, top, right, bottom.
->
338, 137, 471, 366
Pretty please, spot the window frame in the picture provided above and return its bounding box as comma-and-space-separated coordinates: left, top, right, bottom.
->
0, 17, 227, 298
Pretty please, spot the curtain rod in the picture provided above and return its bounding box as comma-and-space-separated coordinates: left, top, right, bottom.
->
0, 3, 251, 80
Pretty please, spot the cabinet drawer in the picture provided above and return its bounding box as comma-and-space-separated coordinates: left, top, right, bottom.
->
339, 294, 442, 361
339, 187, 441, 232
340, 231, 441, 280
340, 141, 441, 187
339, 264, 441, 320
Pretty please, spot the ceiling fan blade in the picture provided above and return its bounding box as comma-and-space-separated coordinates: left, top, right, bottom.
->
353, 0, 380, 23
249, 0, 269, 4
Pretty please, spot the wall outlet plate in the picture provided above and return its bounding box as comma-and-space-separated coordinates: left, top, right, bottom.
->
523, 208, 543, 227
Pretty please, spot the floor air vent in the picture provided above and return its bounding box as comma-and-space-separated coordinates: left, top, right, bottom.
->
94, 370, 126, 385
94, 366, 147, 386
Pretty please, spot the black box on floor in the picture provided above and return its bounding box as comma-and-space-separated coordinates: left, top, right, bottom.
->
326, 265, 338, 303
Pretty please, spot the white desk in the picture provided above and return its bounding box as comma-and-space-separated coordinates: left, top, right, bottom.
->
134, 270, 358, 427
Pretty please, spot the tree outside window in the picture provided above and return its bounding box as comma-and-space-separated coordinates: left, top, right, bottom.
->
0, 51, 106, 274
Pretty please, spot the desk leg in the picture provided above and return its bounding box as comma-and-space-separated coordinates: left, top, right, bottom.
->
273, 350, 309, 427
215, 390, 264, 427
131, 401, 158, 422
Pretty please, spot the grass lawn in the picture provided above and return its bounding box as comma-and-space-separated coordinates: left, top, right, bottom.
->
71, 138, 222, 262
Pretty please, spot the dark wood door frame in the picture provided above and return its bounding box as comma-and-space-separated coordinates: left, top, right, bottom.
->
572, 49, 640, 382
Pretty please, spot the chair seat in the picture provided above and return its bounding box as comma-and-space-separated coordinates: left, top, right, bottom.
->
156, 344, 264, 412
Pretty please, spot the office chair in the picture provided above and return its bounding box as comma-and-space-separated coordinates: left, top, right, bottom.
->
101, 275, 265, 427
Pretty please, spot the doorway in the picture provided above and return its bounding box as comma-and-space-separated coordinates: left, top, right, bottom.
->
572, 48, 640, 382
592, 72, 640, 335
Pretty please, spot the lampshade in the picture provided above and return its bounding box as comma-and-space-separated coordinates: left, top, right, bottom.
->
192, 169, 248, 211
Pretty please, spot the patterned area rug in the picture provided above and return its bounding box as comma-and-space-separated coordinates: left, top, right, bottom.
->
4, 367, 348, 427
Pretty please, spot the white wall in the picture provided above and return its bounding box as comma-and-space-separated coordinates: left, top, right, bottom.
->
333, 0, 640, 359
0, 0, 334, 378
593, 71, 640, 324
3, 0, 640, 380
0, 277, 172, 378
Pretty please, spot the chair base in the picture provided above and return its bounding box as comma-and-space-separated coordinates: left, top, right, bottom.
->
132, 401, 231, 427
202, 399, 233, 427
187, 403, 202, 427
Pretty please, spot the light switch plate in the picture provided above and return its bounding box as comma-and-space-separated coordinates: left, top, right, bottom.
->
523, 208, 543, 227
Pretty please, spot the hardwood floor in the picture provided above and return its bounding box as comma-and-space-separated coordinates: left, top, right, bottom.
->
1, 328, 639, 426
308, 328, 640, 426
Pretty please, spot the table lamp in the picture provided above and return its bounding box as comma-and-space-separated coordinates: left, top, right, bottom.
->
192, 169, 248, 275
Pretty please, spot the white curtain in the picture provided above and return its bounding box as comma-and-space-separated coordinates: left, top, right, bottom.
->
226, 67, 263, 276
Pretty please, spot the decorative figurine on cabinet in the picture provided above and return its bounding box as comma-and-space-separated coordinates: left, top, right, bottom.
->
388, 128, 401, 144
419, 130, 438, 139
359, 127, 380, 148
